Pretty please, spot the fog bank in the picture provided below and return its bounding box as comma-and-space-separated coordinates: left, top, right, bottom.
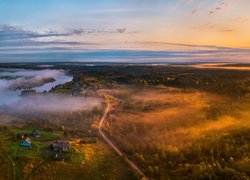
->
0, 68, 72, 105
2, 94, 102, 113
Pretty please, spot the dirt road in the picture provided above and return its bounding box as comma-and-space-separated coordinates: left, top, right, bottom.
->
98, 103, 148, 179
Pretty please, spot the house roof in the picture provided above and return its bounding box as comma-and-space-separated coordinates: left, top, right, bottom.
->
52, 141, 69, 148
32, 130, 41, 135
26, 137, 31, 143
21, 139, 31, 147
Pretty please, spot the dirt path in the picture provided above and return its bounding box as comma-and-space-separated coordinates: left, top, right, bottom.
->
98, 102, 148, 179
27, 159, 50, 180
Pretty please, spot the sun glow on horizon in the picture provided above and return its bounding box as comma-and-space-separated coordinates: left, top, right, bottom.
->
0, 0, 250, 62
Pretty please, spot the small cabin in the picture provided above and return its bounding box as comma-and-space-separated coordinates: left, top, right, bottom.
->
31, 130, 41, 138
21, 137, 31, 147
51, 141, 69, 152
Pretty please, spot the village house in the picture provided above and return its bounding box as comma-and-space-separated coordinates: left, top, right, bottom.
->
20, 137, 31, 147
31, 130, 41, 138
51, 141, 69, 152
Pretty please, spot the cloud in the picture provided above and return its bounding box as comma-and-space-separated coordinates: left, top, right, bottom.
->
190, 8, 197, 15
0, 23, 249, 63
66, 28, 85, 35
0, 39, 97, 48
0, 25, 136, 41
219, 28, 235, 33
215, 7, 221, 11
117, 28, 126, 33
135, 41, 239, 51
209, 11, 215, 15
0, 25, 68, 41
65, 27, 137, 34
208, 1, 229, 15
192, 23, 236, 34
233, 17, 248, 24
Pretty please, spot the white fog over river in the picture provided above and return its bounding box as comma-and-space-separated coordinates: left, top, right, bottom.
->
0, 68, 72, 105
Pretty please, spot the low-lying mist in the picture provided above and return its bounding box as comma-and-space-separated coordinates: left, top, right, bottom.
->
1, 94, 103, 114
0, 67, 105, 128
0, 68, 62, 89
0, 68, 72, 105
106, 86, 250, 151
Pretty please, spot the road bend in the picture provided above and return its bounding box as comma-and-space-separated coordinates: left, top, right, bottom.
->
98, 103, 148, 179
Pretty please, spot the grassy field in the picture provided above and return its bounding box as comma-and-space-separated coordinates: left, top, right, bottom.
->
0, 126, 136, 180
27, 141, 136, 179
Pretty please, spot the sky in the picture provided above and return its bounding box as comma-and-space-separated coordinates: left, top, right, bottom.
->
0, 0, 250, 63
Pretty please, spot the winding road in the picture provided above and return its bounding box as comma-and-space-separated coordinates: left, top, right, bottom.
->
98, 102, 148, 179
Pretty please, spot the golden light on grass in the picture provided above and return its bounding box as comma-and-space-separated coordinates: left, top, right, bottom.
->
106, 86, 250, 153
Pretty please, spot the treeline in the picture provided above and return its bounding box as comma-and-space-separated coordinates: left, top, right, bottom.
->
74, 66, 250, 99
105, 120, 250, 179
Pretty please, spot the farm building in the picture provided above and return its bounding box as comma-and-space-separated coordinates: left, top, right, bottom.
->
21, 137, 31, 147
51, 141, 69, 152
31, 130, 41, 138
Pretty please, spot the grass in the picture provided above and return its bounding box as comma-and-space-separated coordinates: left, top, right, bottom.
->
0, 147, 12, 179
9, 141, 38, 158
6, 127, 63, 160
15, 161, 23, 180
27, 141, 136, 180
9, 127, 62, 141
0, 127, 136, 179
70, 153, 84, 164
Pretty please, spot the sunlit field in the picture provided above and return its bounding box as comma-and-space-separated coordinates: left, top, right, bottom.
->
103, 85, 250, 179
93, 65, 250, 179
